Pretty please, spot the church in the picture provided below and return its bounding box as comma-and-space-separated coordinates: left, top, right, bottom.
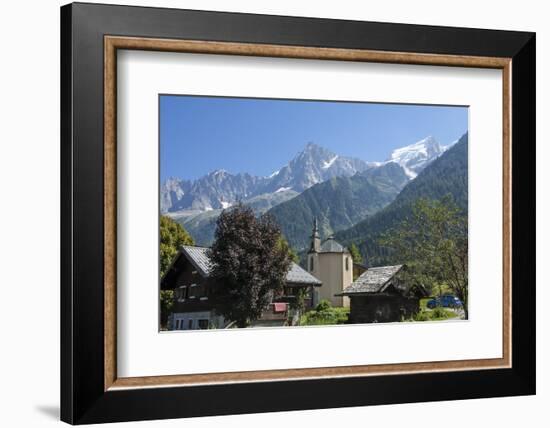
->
306, 219, 359, 307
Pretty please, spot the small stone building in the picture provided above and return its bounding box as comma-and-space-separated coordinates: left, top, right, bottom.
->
337, 265, 427, 323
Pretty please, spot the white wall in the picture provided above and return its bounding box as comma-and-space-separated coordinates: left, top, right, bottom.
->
0, 0, 546, 427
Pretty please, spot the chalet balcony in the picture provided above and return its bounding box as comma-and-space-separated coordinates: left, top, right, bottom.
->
258, 302, 289, 321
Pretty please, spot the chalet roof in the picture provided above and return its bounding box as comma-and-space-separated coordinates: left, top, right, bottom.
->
320, 236, 348, 253
340, 265, 404, 295
286, 262, 322, 286
180, 245, 321, 286
181, 246, 212, 276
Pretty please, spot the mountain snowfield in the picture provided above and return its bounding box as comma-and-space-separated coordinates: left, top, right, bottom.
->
161, 136, 456, 215
387, 136, 449, 179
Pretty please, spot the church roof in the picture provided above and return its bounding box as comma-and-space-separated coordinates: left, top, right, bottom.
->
179, 245, 321, 286
320, 236, 348, 253
339, 265, 404, 295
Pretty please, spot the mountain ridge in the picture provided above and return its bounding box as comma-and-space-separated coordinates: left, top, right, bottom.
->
161, 136, 456, 214
161, 142, 371, 213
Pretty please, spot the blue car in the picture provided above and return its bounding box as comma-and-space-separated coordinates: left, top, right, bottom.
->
426, 295, 462, 309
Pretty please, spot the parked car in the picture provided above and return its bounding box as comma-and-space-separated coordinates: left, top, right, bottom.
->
426, 295, 462, 309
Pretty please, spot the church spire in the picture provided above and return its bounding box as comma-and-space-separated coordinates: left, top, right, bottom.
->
309, 217, 321, 253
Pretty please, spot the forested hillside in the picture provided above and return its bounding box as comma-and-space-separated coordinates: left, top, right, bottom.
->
335, 132, 468, 266
268, 162, 409, 250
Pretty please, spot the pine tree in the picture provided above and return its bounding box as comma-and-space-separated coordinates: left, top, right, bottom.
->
349, 243, 363, 265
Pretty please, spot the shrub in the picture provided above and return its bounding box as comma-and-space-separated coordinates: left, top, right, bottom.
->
315, 299, 332, 312
300, 300, 350, 326
412, 311, 431, 322
412, 307, 455, 322
432, 307, 449, 319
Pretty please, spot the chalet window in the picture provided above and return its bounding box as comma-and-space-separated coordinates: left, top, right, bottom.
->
345, 257, 349, 271
191, 283, 207, 298
198, 319, 209, 329
175, 286, 187, 301
188, 319, 194, 329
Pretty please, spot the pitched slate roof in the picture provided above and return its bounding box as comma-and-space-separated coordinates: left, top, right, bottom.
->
180, 246, 321, 286
181, 246, 212, 276
340, 265, 403, 295
320, 236, 348, 253
286, 262, 322, 286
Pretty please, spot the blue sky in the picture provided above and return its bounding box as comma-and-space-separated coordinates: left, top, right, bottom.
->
160, 95, 468, 182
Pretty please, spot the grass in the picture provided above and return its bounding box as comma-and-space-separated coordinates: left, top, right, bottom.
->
413, 308, 456, 322
299, 298, 458, 326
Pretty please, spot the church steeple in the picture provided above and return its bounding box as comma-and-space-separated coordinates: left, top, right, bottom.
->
309, 218, 321, 253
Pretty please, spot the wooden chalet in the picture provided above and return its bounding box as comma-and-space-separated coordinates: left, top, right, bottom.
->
337, 265, 427, 323
161, 245, 322, 330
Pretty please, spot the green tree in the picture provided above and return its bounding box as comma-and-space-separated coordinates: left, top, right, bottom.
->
209, 204, 292, 328
160, 215, 194, 278
381, 196, 469, 319
159, 216, 194, 329
276, 236, 307, 312
349, 243, 363, 264
278, 236, 299, 263
159, 290, 174, 330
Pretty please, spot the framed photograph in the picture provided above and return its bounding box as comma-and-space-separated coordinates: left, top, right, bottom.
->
61, 2, 535, 424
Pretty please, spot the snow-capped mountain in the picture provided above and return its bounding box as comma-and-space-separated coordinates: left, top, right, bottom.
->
161, 135, 465, 246
161, 137, 459, 214
261, 142, 370, 194
387, 136, 448, 178
161, 143, 370, 213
